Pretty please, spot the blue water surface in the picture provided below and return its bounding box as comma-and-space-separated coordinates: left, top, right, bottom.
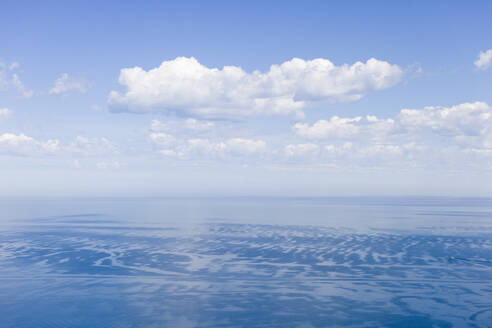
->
1, 197, 492, 327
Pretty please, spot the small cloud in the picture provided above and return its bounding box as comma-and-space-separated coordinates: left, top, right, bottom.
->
49, 73, 88, 95
9, 62, 19, 70
66, 136, 118, 156
150, 118, 215, 133
0, 133, 60, 156
149, 132, 176, 147
91, 104, 104, 111
293, 115, 395, 141
96, 160, 121, 170
159, 149, 184, 158
474, 49, 492, 70
226, 138, 267, 155
12, 74, 34, 98
0, 108, 12, 121
285, 143, 320, 158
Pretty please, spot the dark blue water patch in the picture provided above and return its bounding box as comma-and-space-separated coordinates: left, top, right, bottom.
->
3, 224, 492, 282
0, 276, 472, 328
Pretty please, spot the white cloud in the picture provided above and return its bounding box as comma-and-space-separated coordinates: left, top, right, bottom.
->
286, 101, 492, 169
0, 62, 34, 97
323, 143, 407, 168
285, 143, 320, 158
0, 71, 7, 90
360, 144, 402, 156
49, 73, 88, 95
150, 118, 215, 133
474, 49, 492, 70
185, 138, 267, 156
41, 139, 61, 152
91, 104, 104, 111
324, 142, 402, 158
0, 108, 12, 121
159, 149, 184, 158
186, 138, 227, 156
149, 134, 267, 158
225, 138, 267, 155
150, 120, 171, 132
149, 132, 176, 147
293, 115, 395, 140
12, 74, 34, 98
0, 133, 60, 156
294, 116, 363, 139
182, 118, 215, 131
398, 102, 491, 136
96, 160, 121, 170
108, 56, 403, 120
0, 133, 121, 159
9, 62, 19, 70
398, 102, 492, 150
0, 62, 17, 89
294, 102, 492, 150
325, 142, 354, 155
65, 136, 117, 156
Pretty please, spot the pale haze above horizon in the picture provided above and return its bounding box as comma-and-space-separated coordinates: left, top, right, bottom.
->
1, 1, 492, 197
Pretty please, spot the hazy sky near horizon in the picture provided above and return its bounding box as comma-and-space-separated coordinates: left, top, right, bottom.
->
1, 1, 492, 197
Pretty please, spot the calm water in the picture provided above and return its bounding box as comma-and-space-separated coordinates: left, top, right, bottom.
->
1, 197, 492, 327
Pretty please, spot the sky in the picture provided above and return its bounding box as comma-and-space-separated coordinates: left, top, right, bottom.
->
1, 0, 492, 197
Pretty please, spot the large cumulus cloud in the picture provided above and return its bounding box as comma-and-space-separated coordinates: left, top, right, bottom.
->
108, 56, 403, 120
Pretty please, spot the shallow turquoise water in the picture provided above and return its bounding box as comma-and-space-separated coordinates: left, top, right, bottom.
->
1, 197, 492, 327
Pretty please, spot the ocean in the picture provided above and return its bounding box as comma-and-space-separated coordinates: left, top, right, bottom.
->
0, 197, 491, 327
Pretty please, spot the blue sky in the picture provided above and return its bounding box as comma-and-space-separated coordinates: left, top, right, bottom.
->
1, 1, 492, 197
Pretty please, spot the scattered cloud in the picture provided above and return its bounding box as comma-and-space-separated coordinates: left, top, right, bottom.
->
91, 104, 104, 111
294, 102, 492, 148
12, 73, 34, 98
293, 115, 396, 142
398, 102, 490, 135
294, 116, 363, 139
8, 62, 19, 70
0, 62, 16, 90
108, 56, 403, 120
149, 132, 176, 147
149, 134, 267, 159
0, 71, 7, 90
0, 108, 12, 121
1, 98, 491, 172
0, 133, 120, 159
0, 62, 34, 97
284, 101, 492, 168
159, 149, 184, 158
65, 136, 118, 156
474, 49, 492, 70
285, 143, 320, 158
399, 101, 492, 148
96, 160, 121, 170
0, 133, 59, 156
49, 73, 88, 95
225, 138, 267, 155
142, 100, 492, 168
185, 138, 228, 156
150, 118, 215, 133
184, 138, 267, 157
